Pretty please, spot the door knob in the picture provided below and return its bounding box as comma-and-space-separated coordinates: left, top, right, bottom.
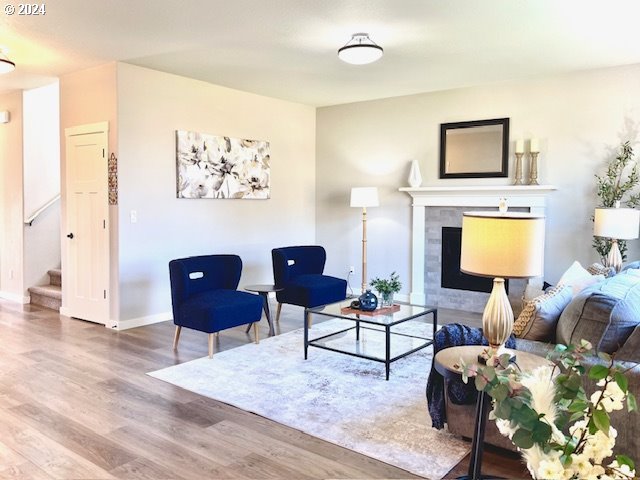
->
66, 233, 74, 239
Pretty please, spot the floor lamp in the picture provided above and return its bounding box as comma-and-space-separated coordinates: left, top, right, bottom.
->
350, 187, 379, 293
594, 202, 640, 273
460, 211, 545, 351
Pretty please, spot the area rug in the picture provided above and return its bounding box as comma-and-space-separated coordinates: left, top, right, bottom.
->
148, 319, 469, 479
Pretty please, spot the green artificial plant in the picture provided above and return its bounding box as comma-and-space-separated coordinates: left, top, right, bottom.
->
369, 271, 402, 295
593, 141, 640, 262
370, 272, 402, 305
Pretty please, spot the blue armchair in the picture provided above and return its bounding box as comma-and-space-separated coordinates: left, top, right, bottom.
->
169, 254, 263, 358
272, 246, 347, 325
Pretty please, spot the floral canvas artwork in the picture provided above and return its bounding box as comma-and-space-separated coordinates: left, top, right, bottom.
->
176, 130, 270, 199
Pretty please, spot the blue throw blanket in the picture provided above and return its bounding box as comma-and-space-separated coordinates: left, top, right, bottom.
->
426, 323, 516, 429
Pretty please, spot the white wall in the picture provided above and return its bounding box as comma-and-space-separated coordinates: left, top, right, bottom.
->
0, 90, 25, 302
116, 64, 316, 322
316, 64, 640, 297
23, 82, 61, 290
23, 82, 60, 215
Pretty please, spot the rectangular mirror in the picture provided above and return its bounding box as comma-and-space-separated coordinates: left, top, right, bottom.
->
439, 118, 509, 179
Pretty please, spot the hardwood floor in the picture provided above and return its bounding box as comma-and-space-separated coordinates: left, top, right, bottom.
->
0, 299, 529, 479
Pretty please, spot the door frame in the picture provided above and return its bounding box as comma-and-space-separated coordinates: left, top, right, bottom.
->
61, 121, 110, 325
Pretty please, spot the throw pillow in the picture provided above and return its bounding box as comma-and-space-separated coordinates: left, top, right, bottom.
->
558, 261, 604, 296
586, 262, 616, 278
521, 283, 545, 311
513, 285, 573, 341
556, 272, 640, 351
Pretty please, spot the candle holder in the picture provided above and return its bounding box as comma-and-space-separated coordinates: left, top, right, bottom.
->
528, 152, 540, 185
513, 152, 524, 185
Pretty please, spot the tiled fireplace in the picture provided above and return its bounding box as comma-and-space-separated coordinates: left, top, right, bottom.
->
399, 185, 556, 312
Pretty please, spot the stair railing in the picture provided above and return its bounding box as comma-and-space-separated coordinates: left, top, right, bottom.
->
24, 193, 61, 226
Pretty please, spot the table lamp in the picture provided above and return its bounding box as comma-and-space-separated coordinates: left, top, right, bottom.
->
594, 202, 640, 272
350, 187, 379, 293
460, 212, 545, 351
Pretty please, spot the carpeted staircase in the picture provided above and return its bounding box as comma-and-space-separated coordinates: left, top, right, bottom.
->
28, 269, 62, 311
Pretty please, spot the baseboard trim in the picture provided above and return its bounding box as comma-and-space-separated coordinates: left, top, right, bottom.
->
116, 311, 172, 331
0, 291, 30, 304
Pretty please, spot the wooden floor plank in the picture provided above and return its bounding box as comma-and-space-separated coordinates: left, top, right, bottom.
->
0, 461, 57, 480
106, 426, 247, 480
108, 458, 191, 480
207, 420, 399, 479
0, 408, 117, 479
8, 402, 137, 471
226, 452, 317, 480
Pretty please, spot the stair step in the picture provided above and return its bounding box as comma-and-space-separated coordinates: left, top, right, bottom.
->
48, 269, 62, 287
29, 285, 62, 311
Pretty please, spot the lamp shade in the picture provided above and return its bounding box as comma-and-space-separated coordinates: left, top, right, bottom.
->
350, 187, 379, 208
461, 212, 545, 279
594, 207, 640, 240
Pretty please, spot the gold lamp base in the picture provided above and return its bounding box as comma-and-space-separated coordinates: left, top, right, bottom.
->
482, 278, 514, 351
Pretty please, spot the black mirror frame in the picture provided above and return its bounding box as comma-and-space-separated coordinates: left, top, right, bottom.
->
439, 117, 510, 179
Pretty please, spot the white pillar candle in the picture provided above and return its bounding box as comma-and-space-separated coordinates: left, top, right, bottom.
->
515, 139, 524, 154
530, 138, 540, 153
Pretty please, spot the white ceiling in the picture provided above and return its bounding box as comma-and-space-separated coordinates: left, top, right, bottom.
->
1, 0, 640, 106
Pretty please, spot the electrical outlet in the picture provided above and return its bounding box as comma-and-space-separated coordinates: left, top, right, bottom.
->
349, 266, 355, 274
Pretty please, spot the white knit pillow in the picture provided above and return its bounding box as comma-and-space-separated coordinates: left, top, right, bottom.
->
558, 261, 604, 297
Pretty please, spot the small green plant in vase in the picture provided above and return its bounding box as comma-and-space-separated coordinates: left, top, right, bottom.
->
370, 272, 402, 306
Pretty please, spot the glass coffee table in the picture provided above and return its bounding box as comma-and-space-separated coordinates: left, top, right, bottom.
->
305, 299, 437, 380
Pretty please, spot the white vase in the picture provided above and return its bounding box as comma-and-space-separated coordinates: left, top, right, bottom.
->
408, 159, 422, 188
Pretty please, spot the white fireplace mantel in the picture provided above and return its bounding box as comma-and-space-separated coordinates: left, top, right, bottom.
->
399, 185, 557, 305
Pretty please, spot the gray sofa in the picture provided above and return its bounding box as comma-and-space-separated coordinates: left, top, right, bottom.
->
444, 264, 640, 460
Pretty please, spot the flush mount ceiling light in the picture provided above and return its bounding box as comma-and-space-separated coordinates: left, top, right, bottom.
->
338, 33, 383, 65
0, 50, 15, 74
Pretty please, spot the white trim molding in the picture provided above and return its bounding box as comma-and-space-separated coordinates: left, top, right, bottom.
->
115, 311, 172, 331
0, 291, 30, 304
65, 121, 109, 137
399, 185, 557, 306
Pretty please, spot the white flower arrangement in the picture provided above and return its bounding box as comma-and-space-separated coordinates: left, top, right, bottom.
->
461, 341, 637, 480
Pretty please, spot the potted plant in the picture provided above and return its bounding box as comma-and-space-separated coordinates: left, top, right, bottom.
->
461, 341, 637, 480
370, 272, 402, 306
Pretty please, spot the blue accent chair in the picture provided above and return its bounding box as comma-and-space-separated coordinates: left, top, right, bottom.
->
272, 246, 348, 325
169, 254, 263, 358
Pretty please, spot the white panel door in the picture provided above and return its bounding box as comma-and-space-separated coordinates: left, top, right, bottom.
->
65, 123, 109, 324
